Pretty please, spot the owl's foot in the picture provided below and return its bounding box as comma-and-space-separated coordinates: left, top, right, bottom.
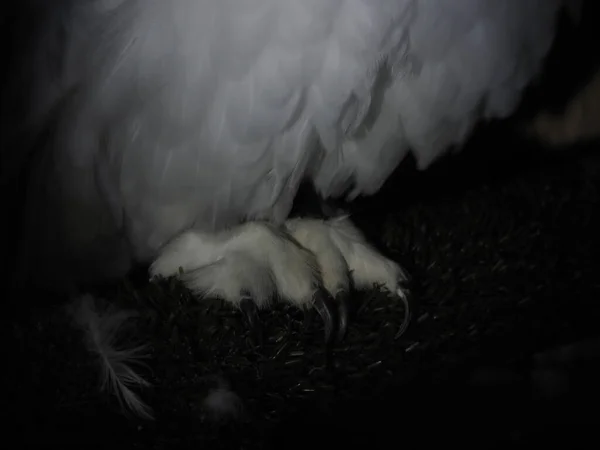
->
150, 216, 411, 345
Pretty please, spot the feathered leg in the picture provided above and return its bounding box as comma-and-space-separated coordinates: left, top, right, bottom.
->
150, 217, 412, 345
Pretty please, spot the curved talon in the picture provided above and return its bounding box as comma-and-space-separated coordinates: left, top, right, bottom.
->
312, 289, 337, 345
335, 291, 350, 341
240, 296, 263, 346
302, 307, 316, 333
394, 288, 413, 339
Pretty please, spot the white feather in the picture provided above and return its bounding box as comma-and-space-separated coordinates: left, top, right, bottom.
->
67, 294, 153, 420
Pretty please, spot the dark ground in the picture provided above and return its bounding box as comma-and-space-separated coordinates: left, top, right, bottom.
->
4, 5, 600, 450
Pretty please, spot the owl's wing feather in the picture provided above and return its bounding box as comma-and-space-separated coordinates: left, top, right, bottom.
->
4, 0, 564, 288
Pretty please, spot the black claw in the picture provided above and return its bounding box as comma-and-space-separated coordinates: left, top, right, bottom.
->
335, 291, 350, 341
302, 307, 317, 333
240, 297, 263, 347
312, 289, 337, 345
394, 288, 413, 340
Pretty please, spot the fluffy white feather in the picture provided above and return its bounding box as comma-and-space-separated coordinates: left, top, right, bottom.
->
67, 294, 153, 419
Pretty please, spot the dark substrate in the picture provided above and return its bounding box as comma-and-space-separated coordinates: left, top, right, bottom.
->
6, 132, 600, 449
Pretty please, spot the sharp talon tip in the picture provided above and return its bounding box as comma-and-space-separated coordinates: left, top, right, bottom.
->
335, 291, 350, 341
303, 307, 317, 332
395, 289, 413, 339
240, 297, 263, 346
312, 290, 337, 345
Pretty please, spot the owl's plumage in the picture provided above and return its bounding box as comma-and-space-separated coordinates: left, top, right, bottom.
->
2, 0, 565, 289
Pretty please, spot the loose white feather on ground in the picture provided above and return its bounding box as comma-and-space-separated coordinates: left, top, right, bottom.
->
67, 294, 153, 420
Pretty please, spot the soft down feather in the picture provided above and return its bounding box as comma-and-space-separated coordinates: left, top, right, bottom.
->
67, 294, 153, 419
2, 0, 567, 290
